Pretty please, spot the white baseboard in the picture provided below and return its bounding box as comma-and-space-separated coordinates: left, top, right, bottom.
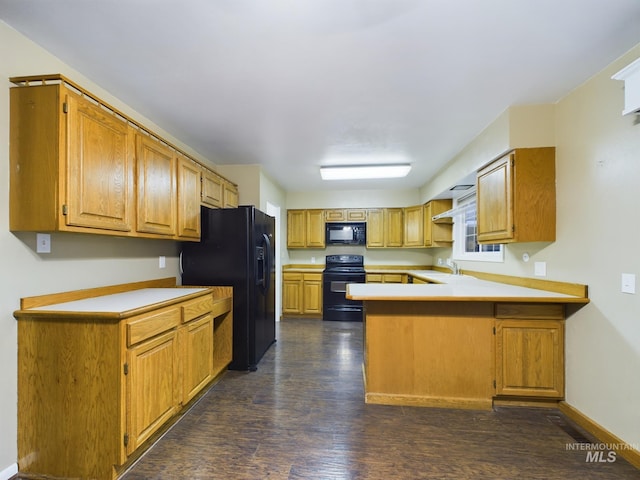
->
0, 463, 17, 480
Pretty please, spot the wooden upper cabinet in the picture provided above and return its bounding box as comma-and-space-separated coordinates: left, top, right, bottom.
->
325, 209, 367, 222
385, 208, 404, 247
287, 210, 307, 248
477, 147, 555, 244
286, 209, 325, 248
424, 199, 453, 247
306, 210, 326, 248
325, 209, 346, 222
66, 92, 133, 232
136, 134, 177, 236
201, 168, 223, 208
223, 181, 239, 208
9, 84, 134, 234
366, 209, 385, 247
9, 75, 237, 241
403, 205, 424, 247
176, 155, 201, 240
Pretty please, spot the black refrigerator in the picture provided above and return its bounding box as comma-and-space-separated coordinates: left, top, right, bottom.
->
181, 205, 276, 371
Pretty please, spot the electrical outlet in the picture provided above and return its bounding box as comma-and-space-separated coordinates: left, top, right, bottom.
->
534, 261, 547, 277
36, 233, 51, 253
159, 256, 166, 269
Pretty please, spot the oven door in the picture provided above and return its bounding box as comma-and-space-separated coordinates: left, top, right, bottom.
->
323, 272, 365, 321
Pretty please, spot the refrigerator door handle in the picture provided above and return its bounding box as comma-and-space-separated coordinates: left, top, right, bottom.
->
260, 233, 272, 294
179, 251, 183, 277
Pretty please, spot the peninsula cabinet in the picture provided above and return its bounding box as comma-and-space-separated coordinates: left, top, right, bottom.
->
15, 279, 233, 480
10, 82, 135, 235
495, 303, 565, 399
477, 147, 556, 244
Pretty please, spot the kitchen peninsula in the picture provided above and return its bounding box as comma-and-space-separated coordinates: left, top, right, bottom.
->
347, 271, 589, 410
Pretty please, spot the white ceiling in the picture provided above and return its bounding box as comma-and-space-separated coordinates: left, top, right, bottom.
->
1, 1, 640, 193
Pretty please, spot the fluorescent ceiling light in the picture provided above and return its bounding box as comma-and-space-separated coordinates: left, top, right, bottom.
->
320, 164, 412, 181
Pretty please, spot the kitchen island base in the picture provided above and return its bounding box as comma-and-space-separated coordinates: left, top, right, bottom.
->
364, 301, 495, 410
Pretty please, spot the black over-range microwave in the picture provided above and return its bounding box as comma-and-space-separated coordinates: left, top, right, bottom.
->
325, 222, 366, 245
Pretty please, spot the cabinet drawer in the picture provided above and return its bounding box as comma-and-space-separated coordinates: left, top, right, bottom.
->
366, 274, 383, 283
181, 294, 213, 323
303, 273, 322, 281
383, 273, 405, 283
127, 306, 181, 346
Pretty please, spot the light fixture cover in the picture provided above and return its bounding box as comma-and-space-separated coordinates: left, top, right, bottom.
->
320, 164, 412, 180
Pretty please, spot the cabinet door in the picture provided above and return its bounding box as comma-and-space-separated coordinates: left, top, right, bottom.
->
346, 209, 367, 221
182, 314, 214, 403
496, 319, 564, 398
325, 209, 345, 222
66, 92, 133, 232
127, 329, 179, 454
223, 182, 238, 208
385, 208, 404, 247
477, 153, 513, 243
306, 210, 326, 248
366, 209, 384, 247
287, 210, 306, 248
136, 135, 177, 235
282, 273, 303, 314
303, 274, 323, 315
403, 205, 424, 247
201, 169, 223, 208
176, 155, 201, 239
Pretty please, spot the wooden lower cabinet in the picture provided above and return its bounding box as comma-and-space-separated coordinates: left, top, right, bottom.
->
127, 328, 181, 454
366, 273, 406, 283
15, 281, 233, 480
495, 303, 565, 399
282, 271, 322, 317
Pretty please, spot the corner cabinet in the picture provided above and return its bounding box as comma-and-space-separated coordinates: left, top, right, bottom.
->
477, 147, 556, 244
15, 281, 233, 480
495, 303, 565, 399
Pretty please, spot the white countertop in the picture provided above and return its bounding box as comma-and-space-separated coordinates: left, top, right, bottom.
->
347, 272, 586, 303
30, 288, 209, 314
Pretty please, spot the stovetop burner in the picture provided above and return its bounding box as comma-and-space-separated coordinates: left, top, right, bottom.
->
324, 254, 365, 272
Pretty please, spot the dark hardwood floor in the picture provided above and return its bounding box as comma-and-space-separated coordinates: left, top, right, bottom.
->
120, 318, 639, 480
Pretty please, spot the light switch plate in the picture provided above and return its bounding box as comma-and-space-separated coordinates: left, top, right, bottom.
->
36, 233, 51, 253
159, 256, 166, 269
621, 273, 636, 294
534, 261, 546, 277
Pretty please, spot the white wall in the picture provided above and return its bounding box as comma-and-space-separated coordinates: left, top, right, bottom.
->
421, 44, 640, 449
0, 21, 217, 474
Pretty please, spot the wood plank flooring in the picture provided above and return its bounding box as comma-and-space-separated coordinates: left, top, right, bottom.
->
120, 318, 639, 479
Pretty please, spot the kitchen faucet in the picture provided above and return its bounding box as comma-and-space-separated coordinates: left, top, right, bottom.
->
446, 261, 460, 275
